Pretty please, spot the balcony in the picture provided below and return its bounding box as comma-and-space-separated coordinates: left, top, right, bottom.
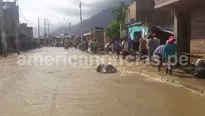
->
155, 0, 181, 8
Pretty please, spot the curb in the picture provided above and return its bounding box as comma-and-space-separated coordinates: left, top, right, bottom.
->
139, 71, 205, 95
95, 53, 205, 95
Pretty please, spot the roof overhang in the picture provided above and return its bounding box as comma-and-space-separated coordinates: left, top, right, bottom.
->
83, 32, 91, 36
155, 0, 180, 9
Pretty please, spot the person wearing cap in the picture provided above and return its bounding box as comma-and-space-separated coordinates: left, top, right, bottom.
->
163, 36, 177, 75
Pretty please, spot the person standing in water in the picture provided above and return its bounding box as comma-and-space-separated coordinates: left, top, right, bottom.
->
113, 40, 120, 58
132, 37, 139, 60
146, 34, 160, 64
139, 37, 147, 62
163, 36, 177, 75
122, 37, 129, 59
153, 40, 168, 72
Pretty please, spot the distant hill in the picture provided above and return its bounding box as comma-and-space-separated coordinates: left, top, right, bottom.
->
53, 8, 116, 36
53, 0, 131, 36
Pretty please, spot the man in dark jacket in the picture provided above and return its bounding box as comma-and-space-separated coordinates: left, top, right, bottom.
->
132, 38, 139, 60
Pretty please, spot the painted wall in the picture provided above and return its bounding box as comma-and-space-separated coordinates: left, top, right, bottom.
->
126, 1, 137, 24
128, 25, 142, 40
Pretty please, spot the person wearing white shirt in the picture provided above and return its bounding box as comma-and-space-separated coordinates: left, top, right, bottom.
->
122, 38, 129, 59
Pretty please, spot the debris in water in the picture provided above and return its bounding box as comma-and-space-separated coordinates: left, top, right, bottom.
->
96, 64, 117, 73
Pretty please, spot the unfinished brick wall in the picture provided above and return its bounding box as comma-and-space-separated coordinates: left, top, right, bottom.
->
190, 7, 205, 54
191, 7, 205, 40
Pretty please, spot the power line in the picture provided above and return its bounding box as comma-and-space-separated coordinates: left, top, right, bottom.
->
19, 7, 32, 23
19, 15, 27, 23
16, 0, 34, 24
19, 10, 30, 22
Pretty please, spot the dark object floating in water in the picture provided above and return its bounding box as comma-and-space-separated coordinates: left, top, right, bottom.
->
192, 58, 205, 78
96, 64, 117, 73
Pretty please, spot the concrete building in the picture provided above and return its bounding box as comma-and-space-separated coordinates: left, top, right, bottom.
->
1, 2, 19, 52
84, 27, 104, 47
154, 0, 205, 54
19, 23, 34, 50
19, 23, 33, 39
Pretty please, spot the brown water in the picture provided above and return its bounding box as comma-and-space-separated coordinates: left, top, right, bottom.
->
0, 47, 205, 116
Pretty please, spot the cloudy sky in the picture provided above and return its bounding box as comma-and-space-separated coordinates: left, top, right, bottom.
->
12, 0, 128, 29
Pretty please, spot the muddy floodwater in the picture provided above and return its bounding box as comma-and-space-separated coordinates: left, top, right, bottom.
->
0, 47, 205, 116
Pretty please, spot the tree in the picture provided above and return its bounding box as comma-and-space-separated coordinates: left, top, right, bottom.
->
105, 21, 120, 39
105, 1, 127, 39
112, 1, 127, 25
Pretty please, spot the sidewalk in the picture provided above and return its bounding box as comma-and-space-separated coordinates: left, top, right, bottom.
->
120, 56, 205, 95
140, 66, 205, 94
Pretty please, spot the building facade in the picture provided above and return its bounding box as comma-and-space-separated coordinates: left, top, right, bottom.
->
84, 27, 105, 47
3, 2, 19, 37
125, 0, 173, 40
126, 0, 173, 26
19, 23, 34, 50
19, 23, 33, 39
155, 0, 205, 54
1, 2, 19, 52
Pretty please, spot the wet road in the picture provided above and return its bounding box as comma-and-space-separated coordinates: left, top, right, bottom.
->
0, 47, 205, 116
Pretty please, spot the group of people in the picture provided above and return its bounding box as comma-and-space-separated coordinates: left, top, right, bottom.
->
80, 39, 103, 53
105, 34, 178, 75
63, 38, 78, 49
105, 37, 133, 59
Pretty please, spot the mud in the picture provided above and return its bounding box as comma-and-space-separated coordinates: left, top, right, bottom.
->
0, 47, 205, 116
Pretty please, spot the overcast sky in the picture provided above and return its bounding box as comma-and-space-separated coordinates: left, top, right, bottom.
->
12, 0, 129, 29
5, 0, 129, 37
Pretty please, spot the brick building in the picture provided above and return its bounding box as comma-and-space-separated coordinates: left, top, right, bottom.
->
155, 0, 205, 54
126, 0, 173, 26
125, 0, 173, 41
84, 27, 104, 47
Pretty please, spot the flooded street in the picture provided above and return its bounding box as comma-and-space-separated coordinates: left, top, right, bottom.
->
0, 47, 205, 116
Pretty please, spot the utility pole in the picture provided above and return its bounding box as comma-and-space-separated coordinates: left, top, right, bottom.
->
44, 19, 47, 44
15, 1, 19, 55
37, 18, 41, 46
120, 23, 122, 38
38, 18, 40, 38
0, 0, 7, 57
47, 20, 50, 44
79, 0, 83, 42
44, 19, 47, 39
47, 20, 49, 38
69, 22, 71, 36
